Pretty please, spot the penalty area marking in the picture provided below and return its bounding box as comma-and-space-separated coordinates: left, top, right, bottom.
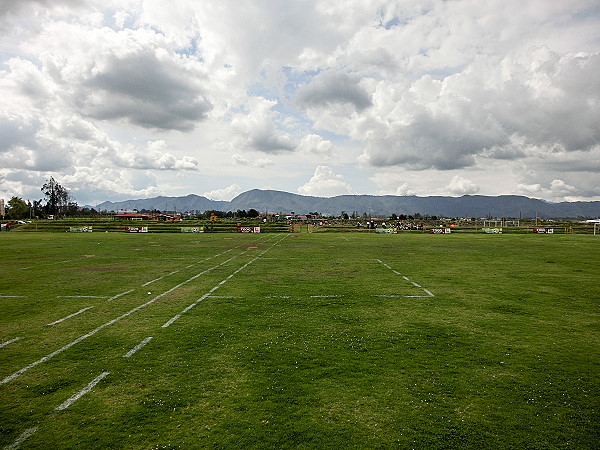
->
0, 337, 22, 348
123, 337, 153, 358
4, 426, 38, 450
46, 306, 94, 326
373, 259, 434, 298
55, 371, 109, 411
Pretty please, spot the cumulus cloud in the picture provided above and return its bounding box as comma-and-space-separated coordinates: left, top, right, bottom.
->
231, 153, 274, 168
516, 179, 579, 201
60, 167, 162, 203
203, 184, 242, 201
1, 0, 599, 204
298, 134, 335, 158
395, 183, 414, 196
445, 175, 480, 196
296, 71, 372, 111
0, 0, 85, 20
359, 49, 600, 171
298, 165, 355, 197
231, 97, 295, 153
81, 49, 212, 131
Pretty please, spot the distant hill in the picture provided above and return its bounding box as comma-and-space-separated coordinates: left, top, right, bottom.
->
97, 194, 227, 214
97, 189, 600, 219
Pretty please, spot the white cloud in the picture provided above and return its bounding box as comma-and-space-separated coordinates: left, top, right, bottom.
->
516, 179, 580, 202
203, 184, 241, 201
1, 0, 599, 205
298, 165, 355, 197
298, 134, 335, 158
358, 49, 600, 171
231, 153, 274, 168
296, 70, 372, 111
445, 175, 480, 196
231, 97, 295, 153
395, 183, 414, 196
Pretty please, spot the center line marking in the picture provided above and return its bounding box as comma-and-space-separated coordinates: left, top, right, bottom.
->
373, 259, 435, 298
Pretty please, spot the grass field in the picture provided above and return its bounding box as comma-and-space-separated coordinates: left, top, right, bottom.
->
1, 232, 598, 449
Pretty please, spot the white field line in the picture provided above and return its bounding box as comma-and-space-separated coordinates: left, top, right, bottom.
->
142, 264, 195, 286
13, 255, 102, 273
140, 238, 270, 287
0, 295, 26, 298
55, 371, 110, 411
310, 295, 341, 298
0, 249, 250, 386
373, 259, 434, 298
105, 289, 136, 302
0, 337, 22, 348
123, 337, 153, 358
46, 306, 94, 326
162, 234, 289, 328
3, 426, 38, 450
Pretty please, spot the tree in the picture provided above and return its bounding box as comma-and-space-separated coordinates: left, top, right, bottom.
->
247, 208, 260, 218
6, 197, 29, 219
41, 177, 71, 216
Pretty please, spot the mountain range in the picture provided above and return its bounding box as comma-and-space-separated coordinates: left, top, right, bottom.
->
96, 189, 600, 219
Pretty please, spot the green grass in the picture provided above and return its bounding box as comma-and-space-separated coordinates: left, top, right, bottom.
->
0, 232, 598, 449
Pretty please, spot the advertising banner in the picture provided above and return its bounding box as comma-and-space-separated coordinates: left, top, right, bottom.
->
375, 228, 397, 234
429, 228, 451, 234
69, 226, 93, 232
533, 228, 554, 234
181, 227, 204, 233
237, 226, 261, 233
125, 226, 148, 233
482, 227, 502, 234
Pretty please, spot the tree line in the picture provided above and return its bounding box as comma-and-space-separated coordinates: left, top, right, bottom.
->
2, 177, 96, 220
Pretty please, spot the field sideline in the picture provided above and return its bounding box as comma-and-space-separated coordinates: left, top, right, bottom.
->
1, 232, 598, 448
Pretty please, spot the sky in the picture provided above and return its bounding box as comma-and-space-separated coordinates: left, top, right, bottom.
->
0, 0, 599, 206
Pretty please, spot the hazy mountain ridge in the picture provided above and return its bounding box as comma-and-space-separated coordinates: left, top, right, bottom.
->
97, 189, 600, 218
